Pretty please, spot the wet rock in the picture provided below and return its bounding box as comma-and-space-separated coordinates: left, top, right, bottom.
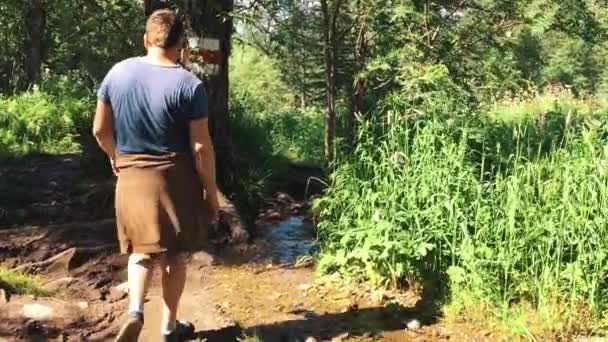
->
405, 319, 421, 330
107, 287, 127, 303
217, 191, 250, 244
276, 192, 295, 204
192, 251, 216, 266
266, 211, 282, 221
22, 303, 55, 320
114, 281, 129, 294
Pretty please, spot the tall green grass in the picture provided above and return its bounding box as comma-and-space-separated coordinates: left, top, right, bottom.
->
315, 91, 608, 336
0, 267, 49, 297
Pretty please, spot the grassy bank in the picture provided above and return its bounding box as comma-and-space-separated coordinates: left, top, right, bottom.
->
0, 267, 49, 297
315, 91, 608, 337
0, 90, 91, 158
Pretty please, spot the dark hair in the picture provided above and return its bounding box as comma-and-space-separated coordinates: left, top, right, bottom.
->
145, 9, 184, 48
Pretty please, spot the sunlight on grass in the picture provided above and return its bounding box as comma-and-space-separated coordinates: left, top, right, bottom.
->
0, 267, 50, 297
489, 87, 608, 122
238, 334, 263, 342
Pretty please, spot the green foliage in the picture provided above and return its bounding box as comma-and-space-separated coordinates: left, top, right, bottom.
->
0, 0, 25, 93
0, 90, 90, 158
226, 43, 324, 225
230, 44, 295, 113
541, 34, 600, 93
230, 44, 324, 164
230, 94, 324, 165
45, 0, 142, 85
315, 69, 608, 335
0, 0, 141, 94
0, 267, 50, 297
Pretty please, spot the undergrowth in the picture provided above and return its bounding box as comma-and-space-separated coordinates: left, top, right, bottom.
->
0, 89, 90, 158
0, 267, 50, 297
314, 66, 608, 337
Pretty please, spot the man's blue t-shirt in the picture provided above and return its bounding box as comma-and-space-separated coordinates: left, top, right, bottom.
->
97, 57, 208, 155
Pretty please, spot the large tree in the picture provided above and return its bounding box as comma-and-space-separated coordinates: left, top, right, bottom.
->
144, 0, 249, 243
24, 0, 46, 88
143, 0, 232, 167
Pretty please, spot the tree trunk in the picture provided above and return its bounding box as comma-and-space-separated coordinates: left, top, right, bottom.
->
320, 0, 340, 167
24, 0, 46, 88
144, 0, 248, 243
348, 5, 367, 150
175, 0, 233, 183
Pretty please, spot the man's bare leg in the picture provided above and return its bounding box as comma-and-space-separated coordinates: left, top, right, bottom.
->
115, 253, 154, 342
159, 253, 187, 338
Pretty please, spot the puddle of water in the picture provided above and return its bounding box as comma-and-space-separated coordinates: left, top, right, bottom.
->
265, 216, 314, 264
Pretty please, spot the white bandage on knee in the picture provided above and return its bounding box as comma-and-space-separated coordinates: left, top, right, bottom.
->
128, 253, 154, 314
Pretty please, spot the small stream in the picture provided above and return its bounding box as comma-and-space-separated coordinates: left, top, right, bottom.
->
265, 216, 315, 264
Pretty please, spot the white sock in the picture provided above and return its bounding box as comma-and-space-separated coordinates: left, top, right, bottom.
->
162, 320, 177, 335
129, 301, 144, 314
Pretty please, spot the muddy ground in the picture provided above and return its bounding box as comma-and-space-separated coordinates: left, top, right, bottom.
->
0, 154, 495, 341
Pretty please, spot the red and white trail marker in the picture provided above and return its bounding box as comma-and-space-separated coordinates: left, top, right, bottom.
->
188, 37, 222, 75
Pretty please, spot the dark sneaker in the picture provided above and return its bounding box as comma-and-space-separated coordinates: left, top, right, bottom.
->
162, 320, 195, 342
115, 311, 144, 342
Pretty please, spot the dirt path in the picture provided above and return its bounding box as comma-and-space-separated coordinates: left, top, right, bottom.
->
0, 215, 492, 342
0, 155, 493, 341
136, 217, 465, 342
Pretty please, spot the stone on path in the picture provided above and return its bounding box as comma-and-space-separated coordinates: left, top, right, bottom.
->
108, 285, 128, 302
0, 289, 9, 304
331, 332, 350, 341
405, 318, 421, 330
192, 251, 216, 266
113, 281, 129, 294
22, 303, 55, 320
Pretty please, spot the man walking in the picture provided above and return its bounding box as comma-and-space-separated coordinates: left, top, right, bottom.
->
93, 8, 219, 342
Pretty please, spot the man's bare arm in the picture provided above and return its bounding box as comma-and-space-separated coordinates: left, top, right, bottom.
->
190, 118, 219, 221
92, 100, 118, 174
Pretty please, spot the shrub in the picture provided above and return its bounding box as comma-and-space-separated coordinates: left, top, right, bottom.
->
0, 90, 88, 157
0, 267, 50, 297
315, 70, 608, 336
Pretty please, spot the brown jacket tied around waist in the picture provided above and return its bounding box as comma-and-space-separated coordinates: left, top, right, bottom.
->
115, 153, 208, 255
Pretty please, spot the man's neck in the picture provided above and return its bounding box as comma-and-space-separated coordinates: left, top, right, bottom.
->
146, 48, 179, 67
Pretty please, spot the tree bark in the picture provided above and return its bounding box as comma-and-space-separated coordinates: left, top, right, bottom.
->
181, 0, 233, 183
320, 0, 341, 167
24, 0, 46, 87
143, 0, 248, 243
143, 0, 233, 182
348, 3, 367, 150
